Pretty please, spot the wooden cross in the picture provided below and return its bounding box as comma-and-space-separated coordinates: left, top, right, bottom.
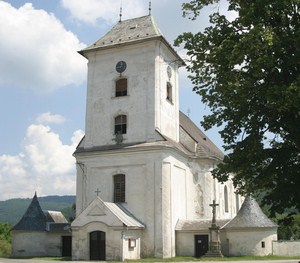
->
95, 188, 101, 196
209, 200, 219, 225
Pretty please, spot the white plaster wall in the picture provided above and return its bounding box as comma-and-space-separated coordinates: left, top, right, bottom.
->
75, 149, 164, 258
273, 241, 300, 256
187, 159, 239, 221
72, 222, 122, 261
83, 40, 180, 148
122, 230, 142, 260
11, 232, 47, 257
223, 229, 277, 256
84, 42, 157, 147
155, 43, 180, 141
75, 147, 240, 259
176, 231, 209, 257
46, 233, 65, 256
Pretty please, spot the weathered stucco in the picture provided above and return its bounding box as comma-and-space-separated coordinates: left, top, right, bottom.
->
11, 231, 69, 257
221, 228, 277, 256
273, 241, 300, 257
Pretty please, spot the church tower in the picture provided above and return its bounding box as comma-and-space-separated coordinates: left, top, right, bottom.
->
79, 16, 184, 148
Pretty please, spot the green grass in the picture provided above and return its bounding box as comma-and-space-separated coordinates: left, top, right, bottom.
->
7, 255, 300, 262
127, 255, 300, 262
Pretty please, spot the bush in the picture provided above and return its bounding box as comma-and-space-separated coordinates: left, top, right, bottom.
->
0, 222, 11, 257
0, 239, 11, 257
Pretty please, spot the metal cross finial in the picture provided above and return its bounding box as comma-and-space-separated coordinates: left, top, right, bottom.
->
149, 1, 152, 15
187, 108, 191, 117
95, 188, 101, 196
119, 6, 122, 22
209, 200, 219, 225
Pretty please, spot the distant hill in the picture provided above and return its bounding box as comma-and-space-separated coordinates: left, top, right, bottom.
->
0, 195, 76, 225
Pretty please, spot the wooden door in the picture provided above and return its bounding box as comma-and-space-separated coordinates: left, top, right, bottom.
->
195, 235, 208, 257
62, 236, 72, 257
90, 231, 106, 260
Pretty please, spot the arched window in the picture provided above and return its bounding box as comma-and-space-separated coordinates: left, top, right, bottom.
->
224, 185, 229, 213
236, 194, 240, 212
114, 174, 125, 203
115, 115, 127, 134
166, 82, 172, 102
115, 78, 127, 97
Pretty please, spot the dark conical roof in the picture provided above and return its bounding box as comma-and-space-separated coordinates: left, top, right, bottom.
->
223, 196, 277, 229
12, 193, 47, 231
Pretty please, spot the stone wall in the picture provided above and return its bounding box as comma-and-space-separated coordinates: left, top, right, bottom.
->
272, 240, 300, 256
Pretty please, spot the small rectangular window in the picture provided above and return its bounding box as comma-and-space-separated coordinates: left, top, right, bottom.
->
261, 241, 265, 248
166, 82, 172, 102
128, 239, 136, 248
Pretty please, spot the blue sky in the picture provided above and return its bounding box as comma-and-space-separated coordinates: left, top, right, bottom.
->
0, 0, 235, 200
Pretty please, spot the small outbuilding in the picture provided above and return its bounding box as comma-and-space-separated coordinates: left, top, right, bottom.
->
221, 196, 278, 256
11, 193, 72, 257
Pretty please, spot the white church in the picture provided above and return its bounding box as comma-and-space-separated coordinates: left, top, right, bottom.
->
71, 15, 277, 261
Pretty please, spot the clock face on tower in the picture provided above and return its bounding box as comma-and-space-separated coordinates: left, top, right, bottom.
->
116, 61, 127, 73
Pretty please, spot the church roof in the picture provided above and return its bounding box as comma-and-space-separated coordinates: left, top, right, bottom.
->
44, 210, 68, 223
176, 219, 230, 231
74, 112, 224, 161
179, 111, 224, 160
222, 196, 277, 229
105, 202, 145, 228
79, 15, 184, 65
71, 197, 145, 229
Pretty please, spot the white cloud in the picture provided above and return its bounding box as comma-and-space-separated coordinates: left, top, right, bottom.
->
0, 1, 87, 92
36, 112, 66, 124
0, 124, 84, 200
61, 0, 145, 25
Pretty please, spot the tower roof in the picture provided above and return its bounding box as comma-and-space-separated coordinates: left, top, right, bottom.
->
79, 15, 184, 65
12, 193, 69, 232
12, 193, 47, 231
223, 196, 277, 229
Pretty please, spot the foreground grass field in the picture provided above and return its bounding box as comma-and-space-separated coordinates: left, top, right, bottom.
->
127, 255, 300, 262
7, 255, 300, 262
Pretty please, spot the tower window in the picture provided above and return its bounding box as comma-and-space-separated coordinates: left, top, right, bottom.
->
166, 82, 172, 102
224, 185, 229, 213
115, 115, 127, 134
114, 174, 125, 203
116, 78, 127, 97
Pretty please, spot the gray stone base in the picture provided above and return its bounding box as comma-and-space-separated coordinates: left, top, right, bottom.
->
204, 250, 223, 257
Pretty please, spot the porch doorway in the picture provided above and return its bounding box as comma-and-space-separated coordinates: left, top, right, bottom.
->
90, 231, 106, 260
195, 235, 208, 257
62, 236, 72, 257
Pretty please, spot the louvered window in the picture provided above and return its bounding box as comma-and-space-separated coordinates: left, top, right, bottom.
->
116, 78, 127, 97
114, 174, 125, 203
224, 185, 229, 212
166, 82, 172, 102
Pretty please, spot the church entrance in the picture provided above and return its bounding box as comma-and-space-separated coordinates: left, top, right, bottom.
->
90, 231, 106, 260
195, 235, 208, 257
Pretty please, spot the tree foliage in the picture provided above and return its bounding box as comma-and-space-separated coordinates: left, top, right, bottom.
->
175, 0, 300, 215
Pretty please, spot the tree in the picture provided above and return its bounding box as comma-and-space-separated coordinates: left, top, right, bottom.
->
175, 0, 300, 215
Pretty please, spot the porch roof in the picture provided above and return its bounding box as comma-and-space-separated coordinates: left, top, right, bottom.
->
176, 219, 230, 231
